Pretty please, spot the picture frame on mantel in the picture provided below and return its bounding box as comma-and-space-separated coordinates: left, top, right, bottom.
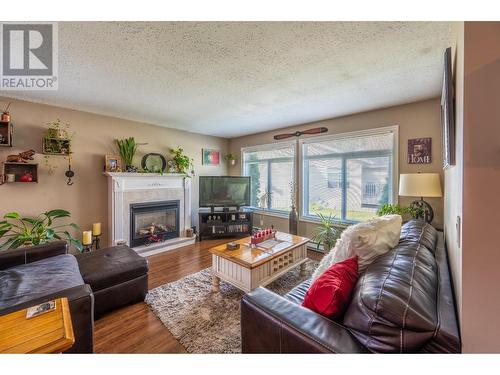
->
202, 149, 220, 166
104, 155, 122, 172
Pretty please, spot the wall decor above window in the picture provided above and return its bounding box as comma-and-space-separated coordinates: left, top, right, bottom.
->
408, 138, 432, 164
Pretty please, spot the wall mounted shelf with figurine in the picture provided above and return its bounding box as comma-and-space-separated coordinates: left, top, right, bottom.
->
0, 121, 13, 147
1, 162, 38, 184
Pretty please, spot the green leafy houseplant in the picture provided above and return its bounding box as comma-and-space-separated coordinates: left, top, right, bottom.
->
224, 153, 236, 165
0, 209, 82, 252
169, 147, 194, 175
311, 212, 342, 252
376, 203, 424, 221
116, 137, 138, 171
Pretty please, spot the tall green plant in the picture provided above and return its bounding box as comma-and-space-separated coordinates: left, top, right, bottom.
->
0, 209, 82, 251
116, 137, 138, 168
311, 212, 341, 252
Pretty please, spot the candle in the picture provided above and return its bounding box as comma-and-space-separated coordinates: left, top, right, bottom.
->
92, 222, 101, 236
82, 231, 92, 246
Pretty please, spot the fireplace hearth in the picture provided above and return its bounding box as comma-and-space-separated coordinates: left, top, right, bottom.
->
130, 200, 180, 247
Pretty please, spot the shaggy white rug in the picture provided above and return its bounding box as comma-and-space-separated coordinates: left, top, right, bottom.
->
145, 259, 317, 353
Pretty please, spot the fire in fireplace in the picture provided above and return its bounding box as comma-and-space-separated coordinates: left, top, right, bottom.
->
130, 200, 180, 247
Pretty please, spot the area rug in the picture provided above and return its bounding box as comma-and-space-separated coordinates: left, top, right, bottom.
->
145, 259, 318, 353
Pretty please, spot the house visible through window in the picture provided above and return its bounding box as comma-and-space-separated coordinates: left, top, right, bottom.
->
242, 142, 295, 213
302, 128, 396, 223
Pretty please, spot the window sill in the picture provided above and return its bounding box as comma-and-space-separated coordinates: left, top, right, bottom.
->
251, 209, 290, 220
299, 215, 352, 228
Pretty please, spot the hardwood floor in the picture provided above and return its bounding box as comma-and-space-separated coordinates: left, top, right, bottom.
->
94, 239, 323, 353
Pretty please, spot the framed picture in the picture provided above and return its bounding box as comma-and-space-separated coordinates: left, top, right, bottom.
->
202, 149, 220, 166
104, 155, 122, 172
441, 47, 455, 169
408, 138, 432, 164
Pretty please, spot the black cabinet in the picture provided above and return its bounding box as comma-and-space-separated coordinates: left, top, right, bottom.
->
198, 210, 253, 241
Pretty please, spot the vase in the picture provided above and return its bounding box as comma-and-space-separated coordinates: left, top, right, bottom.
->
289, 205, 298, 235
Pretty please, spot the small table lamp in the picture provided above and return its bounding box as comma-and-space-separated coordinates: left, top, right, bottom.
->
399, 173, 442, 223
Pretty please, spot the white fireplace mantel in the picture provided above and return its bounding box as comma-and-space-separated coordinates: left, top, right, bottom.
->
104, 172, 193, 256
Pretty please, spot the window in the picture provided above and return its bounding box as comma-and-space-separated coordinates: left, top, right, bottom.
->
302, 127, 397, 223
242, 142, 295, 213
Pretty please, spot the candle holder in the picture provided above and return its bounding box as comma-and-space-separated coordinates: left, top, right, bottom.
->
82, 244, 92, 253
92, 235, 101, 250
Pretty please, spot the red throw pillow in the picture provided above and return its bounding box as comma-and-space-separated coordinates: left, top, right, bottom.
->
302, 256, 359, 320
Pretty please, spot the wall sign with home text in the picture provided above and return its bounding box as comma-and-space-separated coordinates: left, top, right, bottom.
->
408, 138, 432, 164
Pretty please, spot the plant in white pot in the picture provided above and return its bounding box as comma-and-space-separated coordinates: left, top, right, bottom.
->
224, 153, 236, 166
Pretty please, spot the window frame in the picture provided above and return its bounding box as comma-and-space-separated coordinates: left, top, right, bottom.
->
241, 140, 297, 217
299, 125, 399, 224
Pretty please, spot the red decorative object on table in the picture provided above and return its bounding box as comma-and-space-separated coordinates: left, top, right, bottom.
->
250, 228, 276, 246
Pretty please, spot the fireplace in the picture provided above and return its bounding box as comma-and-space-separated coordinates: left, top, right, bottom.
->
130, 200, 180, 247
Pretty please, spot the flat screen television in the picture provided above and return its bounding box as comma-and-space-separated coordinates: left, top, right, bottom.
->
199, 176, 251, 209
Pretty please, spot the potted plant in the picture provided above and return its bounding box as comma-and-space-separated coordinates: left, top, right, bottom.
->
224, 153, 236, 166
0, 209, 83, 252
169, 146, 194, 175
376, 203, 424, 222
116, 137, 138, 172
311, 211, 342, 252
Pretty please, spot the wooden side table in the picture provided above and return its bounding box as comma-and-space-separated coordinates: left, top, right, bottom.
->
0, 297, 75, 354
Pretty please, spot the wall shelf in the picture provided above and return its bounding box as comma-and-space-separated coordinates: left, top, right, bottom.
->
1, 162, 38, 184
42, 137, 71, 155
0, 121, 13, 147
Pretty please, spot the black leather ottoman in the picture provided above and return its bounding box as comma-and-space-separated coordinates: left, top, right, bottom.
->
75, 245, 149, 318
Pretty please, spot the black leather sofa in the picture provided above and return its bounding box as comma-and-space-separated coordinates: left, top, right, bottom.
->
0, 241, 148, 353
241, 220, 461, 353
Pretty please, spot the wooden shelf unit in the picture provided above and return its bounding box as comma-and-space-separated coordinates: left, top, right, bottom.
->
0, 121, 12, 147
199, 209, 253, 241
1, 162, 38, 184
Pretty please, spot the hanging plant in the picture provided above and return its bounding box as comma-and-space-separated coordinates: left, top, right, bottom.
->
224, 153, 236, 166
42, 119, 75, 175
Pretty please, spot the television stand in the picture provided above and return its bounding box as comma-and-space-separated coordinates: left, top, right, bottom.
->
199, 209, 253, 241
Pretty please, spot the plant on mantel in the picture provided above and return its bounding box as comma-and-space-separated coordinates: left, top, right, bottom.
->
169, 146, 194, 176
0, 209, 82, 252
116, 137, 138, 172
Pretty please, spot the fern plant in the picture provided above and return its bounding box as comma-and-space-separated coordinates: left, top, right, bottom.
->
116, 137, 138, 169
311, 212, 341, 252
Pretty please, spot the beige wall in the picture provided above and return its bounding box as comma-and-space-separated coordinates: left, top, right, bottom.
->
444, 22, 464, 332
461, 22, 500, 353
0, 97, 228, 247
229, 98, 445, 239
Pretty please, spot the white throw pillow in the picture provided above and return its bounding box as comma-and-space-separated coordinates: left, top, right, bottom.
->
311, 215, 402, 280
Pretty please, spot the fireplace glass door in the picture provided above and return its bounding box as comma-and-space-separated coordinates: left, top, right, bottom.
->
130, 200, 180, 247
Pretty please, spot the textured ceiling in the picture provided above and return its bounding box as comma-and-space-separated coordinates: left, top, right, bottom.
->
7, 22, 453, 138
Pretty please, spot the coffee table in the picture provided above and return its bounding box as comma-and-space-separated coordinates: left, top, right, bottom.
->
209, 232, 310, 293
